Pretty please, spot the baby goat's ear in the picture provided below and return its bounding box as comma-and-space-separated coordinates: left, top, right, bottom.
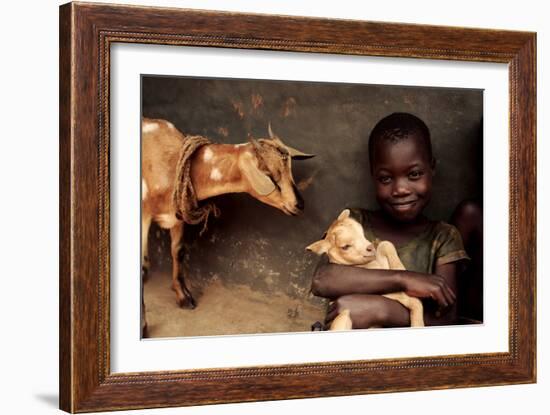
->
337, 209, 351, 220
306, 239, 330, 255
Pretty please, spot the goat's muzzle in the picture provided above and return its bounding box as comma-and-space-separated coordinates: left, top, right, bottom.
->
293, 184, 305, 212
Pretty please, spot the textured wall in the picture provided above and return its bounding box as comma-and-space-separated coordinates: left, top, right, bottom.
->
142, 76, 482, 305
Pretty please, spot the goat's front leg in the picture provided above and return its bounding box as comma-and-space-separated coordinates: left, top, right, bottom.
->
141, 212, 152, 282
170, 222, 196, 309
141, 211, 152, 337
376, 241, 406, 271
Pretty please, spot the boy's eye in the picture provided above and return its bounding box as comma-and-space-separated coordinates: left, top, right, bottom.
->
409, 170, 424, 179
378, 176, 392, 184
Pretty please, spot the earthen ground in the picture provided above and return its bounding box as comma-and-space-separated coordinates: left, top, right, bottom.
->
143, 270, 326, 338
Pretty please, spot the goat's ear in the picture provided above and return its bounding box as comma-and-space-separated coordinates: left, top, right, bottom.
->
267, 122, 315, 160
286, 145, 315, 160
337, 209, 351, 220
306, 239, 330, 255
241, 153, 276, 196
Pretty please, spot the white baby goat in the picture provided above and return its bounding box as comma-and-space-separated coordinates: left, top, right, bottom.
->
307, 209, 424, 330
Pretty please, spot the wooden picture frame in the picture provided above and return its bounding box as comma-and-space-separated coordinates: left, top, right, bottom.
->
59, 2, 536, 412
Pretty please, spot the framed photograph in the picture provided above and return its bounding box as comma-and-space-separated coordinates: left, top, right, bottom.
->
59, 2, 536, 412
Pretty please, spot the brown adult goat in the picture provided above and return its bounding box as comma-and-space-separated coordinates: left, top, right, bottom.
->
141, 117, 314, 335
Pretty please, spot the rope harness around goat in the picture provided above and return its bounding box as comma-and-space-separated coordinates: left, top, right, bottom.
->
172, 135, 221, 235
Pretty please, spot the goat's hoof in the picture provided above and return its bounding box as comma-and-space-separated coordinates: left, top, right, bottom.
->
187, 297, 197, 309
177, 297, 197, 309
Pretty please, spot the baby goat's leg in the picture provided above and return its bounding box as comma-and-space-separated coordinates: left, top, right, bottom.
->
170, 222, 196, 309
376, 241, 406, 271
330, 309, 353, 331
377, 241, 424, 327
382, 292, 424, 327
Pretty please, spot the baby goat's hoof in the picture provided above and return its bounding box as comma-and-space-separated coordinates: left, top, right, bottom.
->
311, 321, 324, 331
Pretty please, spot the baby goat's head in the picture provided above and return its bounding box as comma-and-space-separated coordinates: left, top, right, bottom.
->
306, 209, 376, 265
242, 124, 314, 216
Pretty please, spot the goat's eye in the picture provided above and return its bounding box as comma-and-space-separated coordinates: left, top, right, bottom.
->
269, 176, 281, 191
341, 244, 351, 250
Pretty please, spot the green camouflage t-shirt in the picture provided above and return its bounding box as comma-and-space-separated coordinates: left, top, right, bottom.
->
349, 208, 469, 274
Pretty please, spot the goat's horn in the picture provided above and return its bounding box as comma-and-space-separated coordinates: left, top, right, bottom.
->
286, 145, 315, 160
267, 123, 287, 146
268, 122, 276, 139
267, 123, 314, 159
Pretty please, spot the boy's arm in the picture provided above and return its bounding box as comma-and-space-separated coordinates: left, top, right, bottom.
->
311, 259, 404, 299
423, 262, 458, 325
322, 263, 459, 328
312, 259, 456, 308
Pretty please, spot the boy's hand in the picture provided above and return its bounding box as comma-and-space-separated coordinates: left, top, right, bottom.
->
401, 273, 456, 308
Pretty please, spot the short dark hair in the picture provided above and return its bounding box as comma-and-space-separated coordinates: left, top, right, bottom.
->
368, 112, 433, 170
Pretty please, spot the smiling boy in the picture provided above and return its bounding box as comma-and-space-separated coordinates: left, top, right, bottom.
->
312, 112, 469, 328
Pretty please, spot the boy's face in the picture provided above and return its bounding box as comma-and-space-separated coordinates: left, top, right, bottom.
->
371, 134, 434, 222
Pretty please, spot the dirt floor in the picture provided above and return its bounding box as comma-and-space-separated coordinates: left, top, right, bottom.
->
143, 269, 327, 338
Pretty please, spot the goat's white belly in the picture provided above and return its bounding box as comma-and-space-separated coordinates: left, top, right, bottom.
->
155, 213, 179, 229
